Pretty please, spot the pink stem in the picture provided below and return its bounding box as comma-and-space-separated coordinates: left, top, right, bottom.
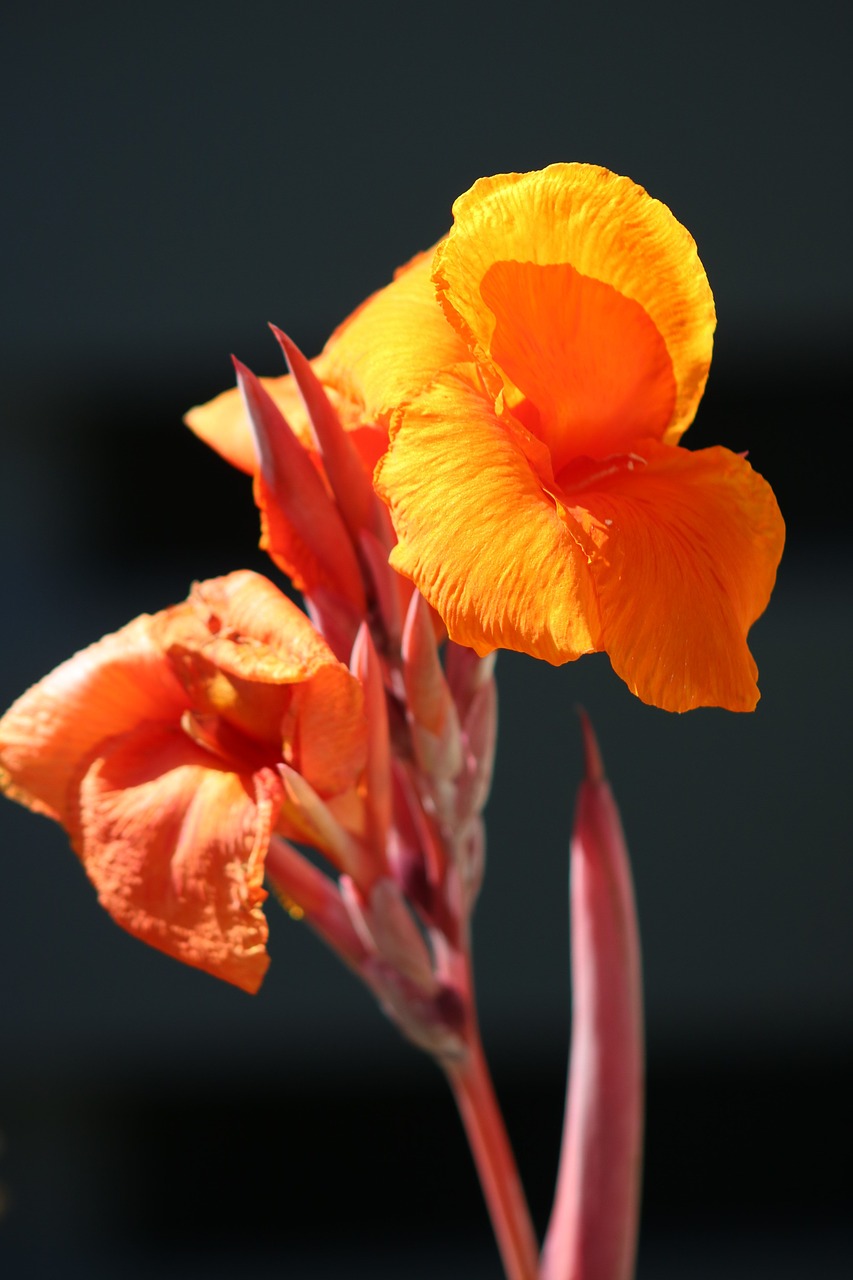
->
540, 714, 644, 1280
446, 1021, 540, 1280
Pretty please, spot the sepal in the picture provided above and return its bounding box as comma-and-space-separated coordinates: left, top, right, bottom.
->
234, 356, 366, 615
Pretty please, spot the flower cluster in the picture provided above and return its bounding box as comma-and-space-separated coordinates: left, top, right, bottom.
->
1, 330, 498, 1050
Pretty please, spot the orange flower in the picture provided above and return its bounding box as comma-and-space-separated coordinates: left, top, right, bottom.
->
186, 164, 784, 712
374, 165, 785, 712
0, 571, 366, 992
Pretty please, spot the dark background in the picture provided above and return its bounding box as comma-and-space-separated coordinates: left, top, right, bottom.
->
1, 3, 851, 1276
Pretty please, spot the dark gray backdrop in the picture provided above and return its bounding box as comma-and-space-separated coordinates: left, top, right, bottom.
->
1, 3, 850, 1277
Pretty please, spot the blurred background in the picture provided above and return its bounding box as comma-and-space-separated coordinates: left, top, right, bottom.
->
1, 2, 851, 1276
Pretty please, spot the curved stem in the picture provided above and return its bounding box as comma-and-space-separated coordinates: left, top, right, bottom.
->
445, 1022, 539, 1280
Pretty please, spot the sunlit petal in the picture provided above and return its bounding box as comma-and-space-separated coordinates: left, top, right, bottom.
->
480, 259, 676, 469
160, 571, 367, 788
0, 612, 189, 823
321, 249, 468, 420
560, 441, 785, 711
434, 164, 715, 447
376, 369, 601, 663
72, 724, 277, 994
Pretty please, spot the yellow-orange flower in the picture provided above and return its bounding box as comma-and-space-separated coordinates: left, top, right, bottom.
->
187, 164, 784, 713
0, 571, 366, 992
373, 165, 785, 711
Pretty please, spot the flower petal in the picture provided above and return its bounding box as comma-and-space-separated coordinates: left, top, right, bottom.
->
321, 249, 469, 420
72, 724, 277, 994
378, 377, 783, 711
434, 164, 715, 447
162, 572, 368, 792
292, 663, 368, 799
0, 612, 189, 823
480, 259, 676, 470
376, 369, 601, 663
560, 441, 785, 711
185, 569, 353, 681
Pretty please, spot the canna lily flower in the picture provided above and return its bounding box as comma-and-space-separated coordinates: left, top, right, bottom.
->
375, 165, 785, 712
188, 164, 784, 713
0, 570, 367, 993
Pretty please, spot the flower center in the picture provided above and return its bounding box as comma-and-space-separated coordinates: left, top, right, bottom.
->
480, 260, 677, 473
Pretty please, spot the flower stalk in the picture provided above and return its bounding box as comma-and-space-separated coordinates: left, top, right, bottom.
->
446, 1001, 540, 1280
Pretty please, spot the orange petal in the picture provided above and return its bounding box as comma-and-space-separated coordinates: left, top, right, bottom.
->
288, 663, 368, 799
162, 571, 368, 790
480, 260, 676, 471
0, 612, 189, 824
321, 248, 469, 421
378, 376, 783, 711
72, 724, 277, 994
560, 441, 785, 711
184, 569, 355, 681
434, 164, 715, 447
375, 369, 601, 663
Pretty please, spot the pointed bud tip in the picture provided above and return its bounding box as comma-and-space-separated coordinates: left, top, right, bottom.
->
577, 707, 605, 785
269, 324, 302, 372
350, 620, 371, 676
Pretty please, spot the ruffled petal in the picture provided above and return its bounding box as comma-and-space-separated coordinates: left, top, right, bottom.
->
479, 259, 676, 470
184, 570, 352, 681
559, 441, 785, 711
377, 378, 783, 711
321, 249, 469, 420
434, 164, 715, 447
72, 724, 277, 993
0, 612, 189, 823
375, 369, 601, 663
289, 663, 368, 798
159, 572, 367, 788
